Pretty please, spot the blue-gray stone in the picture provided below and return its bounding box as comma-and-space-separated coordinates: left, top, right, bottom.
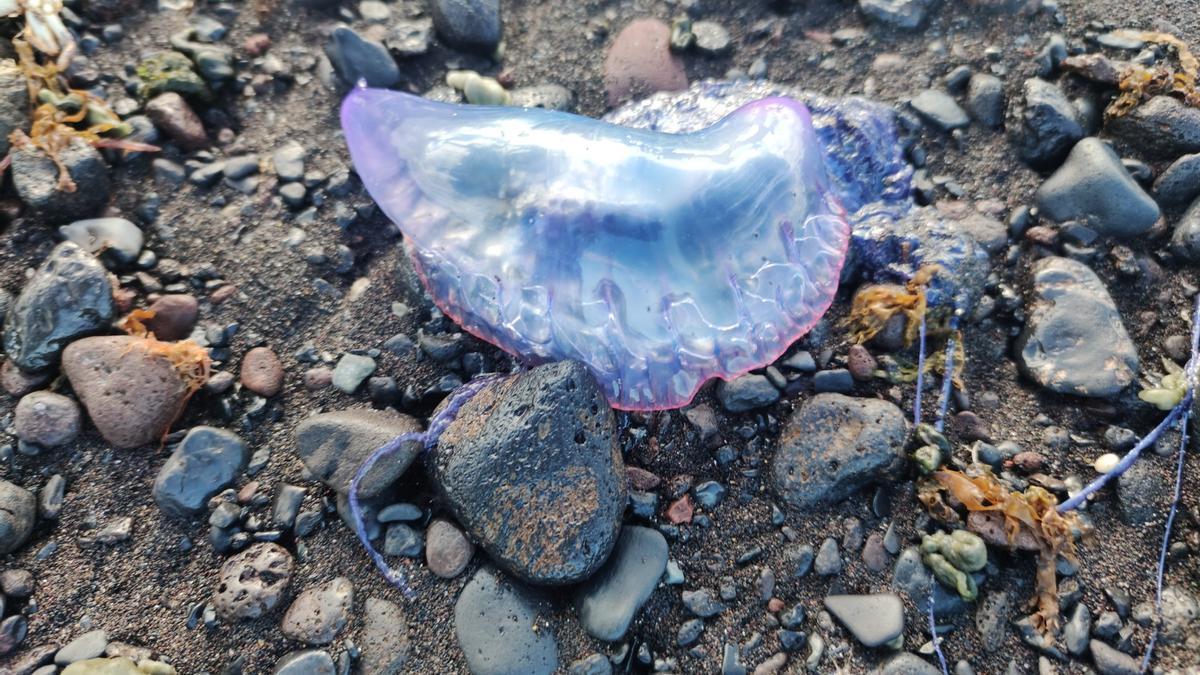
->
4, 242, 115, 372
59, 218, 144, 264
715, 373, 779, 412
1169, 196, 1200, 262
681, 588, 726, 618
383, 523, 422, 557
152, 426, 247, 519
676, 619, 704, 647
772, 394, 908, 508
692, 481, 726, 509
430, 0, 501, 53
1089, 640, 1139, 675
455, 567, 557, 675
813, 368, 854, 393
1153, 153, 1200, 209
910, 90, 970, 131
576, 526, 668, 641
324, 26, 400, 88
1015, 257, 1138, 398
1015, 78, 1083, 169
1035, 138, 1160, 237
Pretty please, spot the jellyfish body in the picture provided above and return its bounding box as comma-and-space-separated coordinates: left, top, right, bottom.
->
342, 86, 853, 410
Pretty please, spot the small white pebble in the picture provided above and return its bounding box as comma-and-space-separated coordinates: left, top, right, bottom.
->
1094, 453, 1119, 474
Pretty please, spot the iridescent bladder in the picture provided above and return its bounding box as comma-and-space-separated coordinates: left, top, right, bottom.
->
342, 86, 850, 410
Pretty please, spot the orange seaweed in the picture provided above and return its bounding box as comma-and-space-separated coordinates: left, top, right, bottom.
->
923, 466, 1084, 637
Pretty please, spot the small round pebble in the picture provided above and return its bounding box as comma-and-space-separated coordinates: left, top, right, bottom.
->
240, 347, 284, 397
1094, 453, 1119, 474
425, 518, 473, 578
14, 391, 81, 448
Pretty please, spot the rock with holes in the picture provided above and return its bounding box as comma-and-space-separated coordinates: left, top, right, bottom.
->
62, 335, 191, 449
213, 542, 295, 621
429, 361, 626, 585
771, 393, 908, 509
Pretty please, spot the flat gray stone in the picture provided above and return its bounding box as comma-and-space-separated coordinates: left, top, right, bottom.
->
454, 567, 557, 675
575, 526, 669, 641
1015, 257, 1138, 398
272, 650, 335, 675
874, 653, 941, 675
152, 426, 247, 519
771, 393, 908, 508
54, 629, 108, 665
910, 89, 969, 131
0, 481, 38, 556
1089, 639, 1139, 675
824, 594, 904, 647
1035, 138, 1160, 236
58, 218, 144, 265
331, 353, 376, 393
294, 409, 422, 497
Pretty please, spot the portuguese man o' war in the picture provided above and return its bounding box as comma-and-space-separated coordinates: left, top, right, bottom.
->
341, 80, 986, 410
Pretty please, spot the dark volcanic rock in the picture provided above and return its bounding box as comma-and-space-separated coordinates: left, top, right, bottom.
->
1014, 78, 1083, 170
4, 242, 115, 372
1035, 137, 1160, 237
324, 26, 400, 89
430, 362, 626, 585
1015, 257, 1138, 398
1107, 95, 1200, 159
454, 567, 558, 675
576, 526, 669, 641
62, 335, 189, 449
771, 393, 908, 509
153, 426, 247, 519
430, 0, 501, 53
716, 373, 779, 412
966, 73, 1004, 128
10, 137, 110, 223
294, 409, 422, 497
1154, 153, 1200, 210
0, 61, 28, 159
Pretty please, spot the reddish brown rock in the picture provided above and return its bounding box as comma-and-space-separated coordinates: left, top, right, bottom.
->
666, 495, 693, 524
603, 19, 687, 107
145, 92, 207, 150
144, 294, 199, 341
303, 367, 333, 391
627, 466, 661, 491
967, 511, 1039, 551
846, 344, 877, 381
425, 518, 474, 579
241, 347, 284, 397
61, 335, 189, 448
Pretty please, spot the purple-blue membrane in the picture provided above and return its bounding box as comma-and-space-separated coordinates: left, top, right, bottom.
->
343, 86, 850, 410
